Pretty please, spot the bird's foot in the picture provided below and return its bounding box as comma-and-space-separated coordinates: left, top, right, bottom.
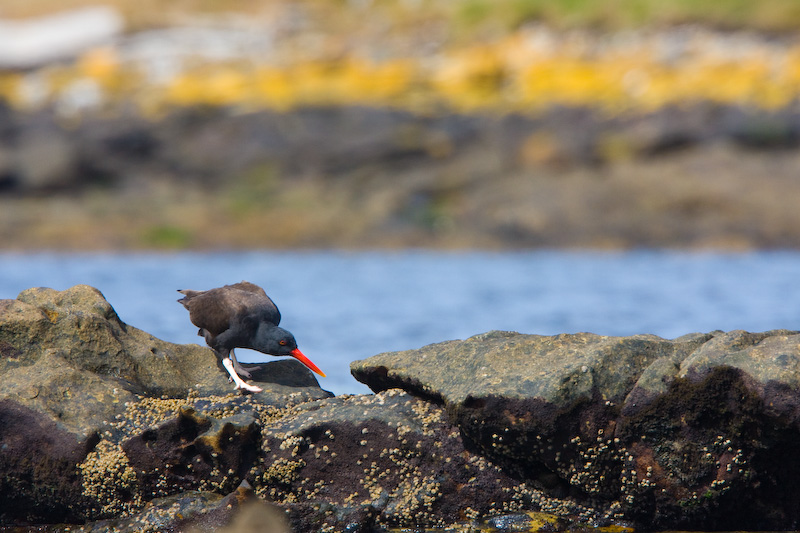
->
222, 357, 262, 393
235, 381, 263, 394
234, 363, 262, 379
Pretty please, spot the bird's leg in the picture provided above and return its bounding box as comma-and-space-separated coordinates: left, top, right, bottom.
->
230, 349, 261, 379
222, 357, 263, 393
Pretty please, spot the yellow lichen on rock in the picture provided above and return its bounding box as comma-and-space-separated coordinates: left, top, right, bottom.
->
4, 25, 800, 117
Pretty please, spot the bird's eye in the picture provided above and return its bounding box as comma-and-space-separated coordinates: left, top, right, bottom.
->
279, 340, 287, 346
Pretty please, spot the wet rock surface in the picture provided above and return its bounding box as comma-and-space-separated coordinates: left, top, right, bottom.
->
352, 329, 800, 530
4, 284, 800, 531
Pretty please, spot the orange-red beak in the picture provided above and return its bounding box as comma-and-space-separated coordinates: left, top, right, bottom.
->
291, 348, 326, 377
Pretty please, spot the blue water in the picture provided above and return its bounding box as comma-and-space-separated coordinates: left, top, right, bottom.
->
1, 250, 799, 395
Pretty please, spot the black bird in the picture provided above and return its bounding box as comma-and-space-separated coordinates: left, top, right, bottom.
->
177, 281, 325, 393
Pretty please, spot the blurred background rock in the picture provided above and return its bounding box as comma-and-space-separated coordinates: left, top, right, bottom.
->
2, 0, 800, 250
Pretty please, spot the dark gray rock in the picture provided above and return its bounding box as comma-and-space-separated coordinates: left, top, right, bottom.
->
352, 331, 692, 496
351, 328, 800, 530
351, 330, 690, 405
6, 103, 799, 196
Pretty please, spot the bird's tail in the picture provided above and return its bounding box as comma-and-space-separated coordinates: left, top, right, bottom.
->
176, 289, 200, 308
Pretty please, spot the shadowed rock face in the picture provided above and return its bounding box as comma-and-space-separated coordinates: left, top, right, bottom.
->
352, 328, 800, 530
352, 331, 699, 483
0, 399, 97, 523
121, 406, 260, 500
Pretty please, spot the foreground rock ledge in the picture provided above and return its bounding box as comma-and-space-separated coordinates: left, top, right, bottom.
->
2, 284, 797, 531
352, 329, 800, 530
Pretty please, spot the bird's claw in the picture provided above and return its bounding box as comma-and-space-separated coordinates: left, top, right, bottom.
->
222, 358, 262, 393
235, 382, 263, 393
234, 363, 261, 379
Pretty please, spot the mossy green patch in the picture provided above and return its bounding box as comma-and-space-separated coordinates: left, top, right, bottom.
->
140, 225, 193, 249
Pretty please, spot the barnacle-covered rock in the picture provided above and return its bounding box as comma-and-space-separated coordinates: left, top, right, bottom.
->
253, 388, 589, 530
352, 328, 800, 530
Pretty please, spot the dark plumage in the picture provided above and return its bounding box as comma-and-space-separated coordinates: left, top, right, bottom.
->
177, 281, 324, 392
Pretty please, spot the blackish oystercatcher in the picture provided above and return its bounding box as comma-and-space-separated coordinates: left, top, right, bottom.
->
177, 281, 325, 393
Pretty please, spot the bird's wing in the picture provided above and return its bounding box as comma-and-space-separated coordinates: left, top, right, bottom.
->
182, 288, 235, 336
228, 281, 267, 297
228, 281, 281, 325
176, 289, 200, 309
178, 282, 282, 336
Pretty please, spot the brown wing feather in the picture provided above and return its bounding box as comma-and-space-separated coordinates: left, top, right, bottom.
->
228, 281, 267, 297
177, 281, 280, 337
178, 289, 233, 336
227, 281, 281, 325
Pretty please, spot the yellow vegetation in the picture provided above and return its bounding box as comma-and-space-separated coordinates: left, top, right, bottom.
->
1, 26, 800, 116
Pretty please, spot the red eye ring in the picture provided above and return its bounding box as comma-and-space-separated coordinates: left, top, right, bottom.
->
279, 340, 287, 346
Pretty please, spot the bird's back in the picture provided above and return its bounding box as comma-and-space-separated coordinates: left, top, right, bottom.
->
177, 281, 281, 336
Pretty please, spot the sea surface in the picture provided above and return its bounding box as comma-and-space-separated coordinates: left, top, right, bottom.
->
1, 249, 799, 395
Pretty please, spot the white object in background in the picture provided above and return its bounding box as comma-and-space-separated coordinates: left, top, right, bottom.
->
0, 6, 124, 69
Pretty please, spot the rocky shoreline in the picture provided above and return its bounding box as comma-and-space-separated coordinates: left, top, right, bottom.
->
4, 103, 800, 250
2, 285, 800, 531
4, 8, 800, 251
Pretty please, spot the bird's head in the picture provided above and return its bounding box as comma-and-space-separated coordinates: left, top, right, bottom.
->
255, 325, 326, 377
